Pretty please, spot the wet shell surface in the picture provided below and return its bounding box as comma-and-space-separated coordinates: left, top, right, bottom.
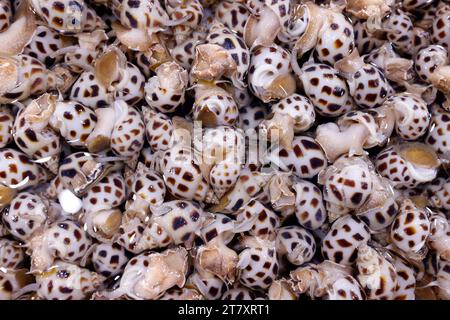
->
0, 0, 447, 301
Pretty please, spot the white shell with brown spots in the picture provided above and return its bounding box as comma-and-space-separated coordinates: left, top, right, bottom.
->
347, 64, 391, 109
110, 0, 170, 32
70, 71, 110, 109
215, 0, 249, 38
320, 155, 374, 213
206, 21, 250, 89
0, 148, 49, 191
321, 215, 371, 266
414, 45, 448, 83
315, 12, 355, 65
299, 63, 354, 117
147, 200, 205, 249
431, 8, 450, 50
292, 179, 327, 230
356, 245, 398, 300
166, 0, 204, 44
161, 144, 215, 203
110, 102, 145, 158
426, 105, 450, 154
382, 8, 416, 54
0, 55, 59, 104
429, 177, 450, 210
82, 172, 126, 213
391, 255, 416, 300
0, 0, 11, 32
390, 200, 430, 254
49, 100, 97, 148
28, 220, 92, 272
0, 106, 14, 148
234, 199, 280, 240
327, 275, 366, 300
143, 108, 174, 153
270, 94, 316, 133
0, 239, 25, 270
129, 164, 166, 207
222, 287, 256, 300
238, 102, 267, 130
247, 44, 292, 103
275, 226, 316, 265
237, 237, 279, 290
24, 25, 65, 67
2, 192, 48, 241
35, 261, 103, 300
188, 272, 225, 300
13, 97, 61, 174
91, 243, 129, 278
271, 136, 327, 179
353, 19, 385, 55
57, 152, 111, 195
29, 0, 102, 34
386, 93, 431, 140
113, 62, 145, 106
193, 85, 239, 127
375, 145, 438, 189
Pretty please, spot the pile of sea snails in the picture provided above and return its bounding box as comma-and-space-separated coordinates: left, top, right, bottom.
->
0, 0, 448, 301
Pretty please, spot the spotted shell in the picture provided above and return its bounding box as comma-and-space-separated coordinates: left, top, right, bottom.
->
144, 61, 188, 114
248, 44, 295, 103
110, 102, 145, 158
346, 64, 391, 109
321, 215, 371, 266
237, 237, 279, 290
327, 275, 366, 300
356, 245, 398, 300
49, 100, 97, 148
431, 8, 450, 50
292, 179, 327, 230
108, 247, 188, 300
270, 136, 327, 179
315, 11, 355, 65
391, 199, 430, 254
82, 172, 126, 213
29, 0, 103, 34
298, 63, 354, 117
13, 94, 61, 174
24, 25, 66, 67
426, 105, 450, 154
0, 55, 59, 104
0, 148, 49, 191
193, 83, 239, 127
234, 199, 280, 240
2, 192, 48, 242
70, 71, 110, 109
319, 155, 374, 216
215, 1, 249, 38
0, 239, 25, 270
35, 261, 103, 300
143, 108, 174, 153
28, 220, 91, 272
353, 19, 385, 55
222, 287, 256, 300
206, 21, 250, 89
0, 106, 14, 148
148, 200, 205, 249
275, 226, 316, 265
384, 93, 431, 140
161, 144, 216, 203
375, 143, 440, 189
270, 94, 316, 133
91, 243, 129, 278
